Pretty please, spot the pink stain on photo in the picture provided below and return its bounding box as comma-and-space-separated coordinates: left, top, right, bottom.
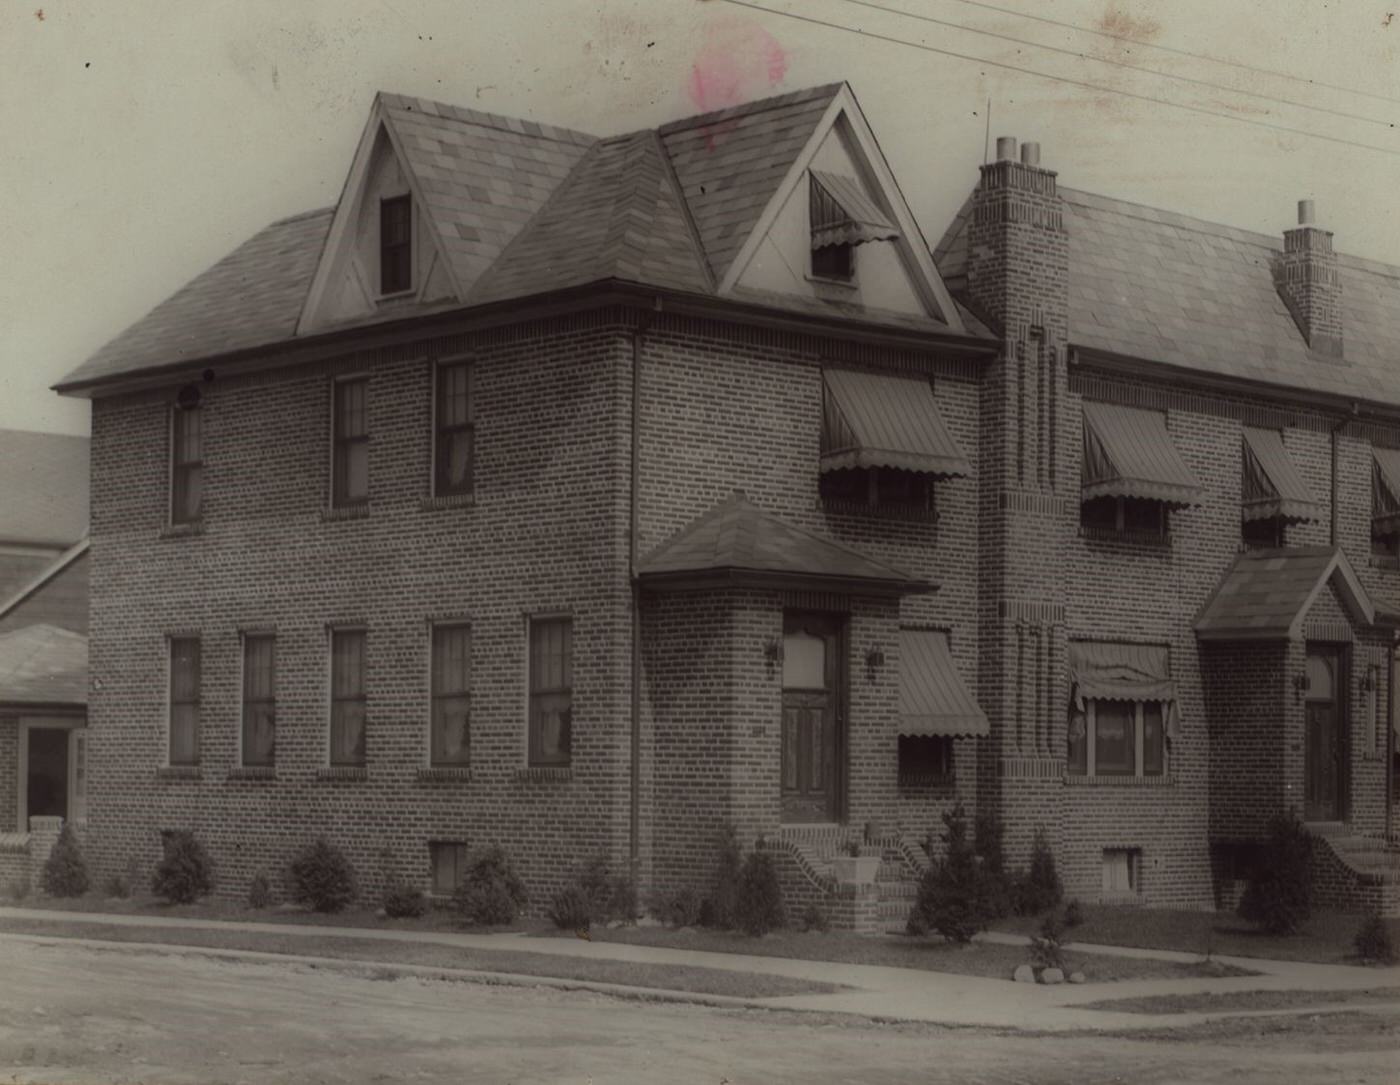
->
688, 19, 788, 149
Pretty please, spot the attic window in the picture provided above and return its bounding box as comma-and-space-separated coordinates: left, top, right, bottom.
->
380, 194, 412, 295
808, 171, 899, 284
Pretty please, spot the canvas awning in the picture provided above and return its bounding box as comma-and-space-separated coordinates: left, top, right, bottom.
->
821, 369, 971, 477
1242, 427, 1323, 523
1374, 447, 1400, 535
1081, 402, 1202, 506
1068, 640, 1178, 735
809, 170, 900, 249
898, 629, 987, 737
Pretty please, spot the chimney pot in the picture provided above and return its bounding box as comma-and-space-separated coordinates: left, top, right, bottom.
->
1298, 199, 1315, 226
995, 136, 1016, 162
1020, 141, 1040, 167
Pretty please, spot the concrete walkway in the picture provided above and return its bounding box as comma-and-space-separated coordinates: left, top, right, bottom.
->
2, 905, 1398, 1033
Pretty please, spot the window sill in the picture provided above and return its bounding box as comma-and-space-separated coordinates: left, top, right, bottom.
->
376, 288, 417, 304
804, 273, 858, 291
317, 766, 368, 781
323, 504, 371, 522
1079, 525, 1171, 549
515, 765, 572, 783
420, 493, 475, 512
227, 766, 276, 781
898, 773, 956, 790
820, 496, 939, 523
160, 522, 205, 540
417, 766, 472, 782
1064, 773, 1174, 787
156, 765, 201, 781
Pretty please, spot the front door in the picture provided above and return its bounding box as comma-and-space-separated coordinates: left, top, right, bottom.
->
781, 613, 844, 823
1304, 647, 1344, 822
26, 728, 69, 821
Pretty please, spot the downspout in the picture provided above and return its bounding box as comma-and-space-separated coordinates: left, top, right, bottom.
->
629, 307, 653, 880
1330, 404, 1357, 547
1389, 632, 1398, 841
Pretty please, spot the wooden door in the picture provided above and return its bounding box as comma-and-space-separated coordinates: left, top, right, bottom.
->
781, 613, 844, 823
1304, 648, 1343, 822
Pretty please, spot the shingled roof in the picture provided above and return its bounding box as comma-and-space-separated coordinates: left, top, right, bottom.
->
0, 430, 89, 547
934, 188, 1400, 411
0, 624, 87, 705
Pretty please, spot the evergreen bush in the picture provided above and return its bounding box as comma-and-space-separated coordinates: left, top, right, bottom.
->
382, 869, 428, 919
706, 825, 744, 929
453, 845, 527, 926
647, 885, 703, 929
1237, 810, 1313, 935
1063, 897, 1085, 928
1354, 911, 1396, 965
1012, 827, 1063, 917
907, 802, 995, 943
799, 901, 830, 933
548, 884, 595, 931
974, 809, 1011, 917
287, 837, 358, 913
151, 830, 214, 904
41, 823, 89, 898
734, 848, 786, 936
247, 872, 273, 909
1029, 908, 1068, 971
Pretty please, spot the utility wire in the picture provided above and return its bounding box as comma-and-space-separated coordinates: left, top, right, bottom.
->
831, 0, 1396, 129
940, 0, 1400, 107
714, 0, 1400, 159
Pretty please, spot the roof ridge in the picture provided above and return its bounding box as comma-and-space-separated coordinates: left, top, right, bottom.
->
269, 206, 335, 227
375, 90, 598, 146
656, 83, 844, 136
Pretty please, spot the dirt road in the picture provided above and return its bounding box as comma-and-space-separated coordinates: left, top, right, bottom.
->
1, 936, 1396, 1084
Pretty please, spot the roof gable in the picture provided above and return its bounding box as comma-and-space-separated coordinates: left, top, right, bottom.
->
1194, 546, 1379, 641
0, 431, 89, 546
0, 623, 87, 706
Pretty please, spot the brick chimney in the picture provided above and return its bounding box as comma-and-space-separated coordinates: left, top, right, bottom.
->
1277, 199, 1343, 357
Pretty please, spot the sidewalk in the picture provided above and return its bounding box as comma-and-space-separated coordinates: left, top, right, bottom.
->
3, 905, 1398, 1033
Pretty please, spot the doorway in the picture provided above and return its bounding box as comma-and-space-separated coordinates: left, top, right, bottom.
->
16, 717, 87, 829
1304, 647, 1344, 822
780, 612, 845, 823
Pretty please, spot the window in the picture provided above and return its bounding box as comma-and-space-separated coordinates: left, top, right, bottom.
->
811, 242, 853, 281
431, 623, 471, 766
1102, 848, 1140, 896
819, 467, 933, 514
1069, 700, 1166, 777
329, 629, 366, 766
528, 617, 572, 767
171, 405, 203, 524
380, 194, 412, 294
434, 361, 474, 497
332, 378, 369, 507
241, 634, 276, 767
1080, 496, 1169, 541
168, 638, 201, 766
1242, 515, 1285, 550
898, 734, 952, 787
430, 841, 469, 895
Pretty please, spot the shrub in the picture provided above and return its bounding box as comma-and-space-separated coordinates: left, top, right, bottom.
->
41, 823, 89, 898
151, 830, 214, 904
571, 852, 637, 926
1063, 897, 1084, 928
648, 885, 703, 929
1238, 810, 1312, 935
548, 885, 595, 931
287, 838, 358, 913
799, 901, 830, 933
974, 810, 1011, 918
1354, 912, 1396, 965
453, 845, 527, 926
734, 848, 786, 936
706, 825, 744, 930
382, 870, 428, 919
103, 874, 130, 899
1030, 908, 1068, 971
8, 879, 30, 902
907, 802, 996, 943
1012, 827, 1062, 917
247, 872, 273, 910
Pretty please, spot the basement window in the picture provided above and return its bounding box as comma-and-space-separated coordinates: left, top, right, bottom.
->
1102, 848, 1140, 897
430, 841, 469, 896
897, 734, 953, 788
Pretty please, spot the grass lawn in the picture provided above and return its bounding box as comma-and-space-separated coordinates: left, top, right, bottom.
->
0, 915, 841, 999
550, 926, 1253, 984
1076, 984, 1400, 1016
991, 904, 1400, 966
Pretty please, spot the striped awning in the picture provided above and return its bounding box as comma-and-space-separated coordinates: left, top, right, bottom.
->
1069, 640, 1178, 736
1242, 427, 1323, 523
898, 629, 987, 737
1081, 403, 1202, 506
1374, 447, 1400, 535
809, 171, 900, 249
821, 369, 971, 477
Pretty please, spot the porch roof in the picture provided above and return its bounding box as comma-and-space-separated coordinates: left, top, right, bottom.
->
898, 629, 986, 737
1081, 402, 1202, 507
820, 368, 970, 477
637, 491, 932, 596
1193, 546, 1385, 641
0, 623, 87, 706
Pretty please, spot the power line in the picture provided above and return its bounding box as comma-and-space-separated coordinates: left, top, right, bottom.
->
713, 0, 1400, 159
831, 0, 1396, 130
940, 0, 1400, 107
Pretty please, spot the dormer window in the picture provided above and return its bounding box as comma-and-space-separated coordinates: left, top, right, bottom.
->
808, 171, 898, 284
380, 194, 412, 295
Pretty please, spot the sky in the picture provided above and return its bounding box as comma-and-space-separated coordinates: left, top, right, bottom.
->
4, 0, 1399, 438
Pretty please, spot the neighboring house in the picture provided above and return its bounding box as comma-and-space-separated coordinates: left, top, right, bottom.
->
53, 84, 1400, 924
0, 430, 90, 889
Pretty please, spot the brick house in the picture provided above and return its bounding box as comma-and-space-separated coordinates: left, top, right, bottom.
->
54, 83, 1400, 925
0, 430, 90, 891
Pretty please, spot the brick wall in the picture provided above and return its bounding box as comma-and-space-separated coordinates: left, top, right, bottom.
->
0, 719, 15, 834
